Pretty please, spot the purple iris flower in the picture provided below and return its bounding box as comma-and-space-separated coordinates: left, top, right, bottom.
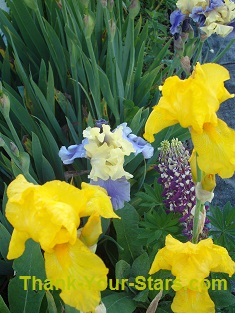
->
90, 177, 130, 210
170, 10, 186, 34
206, 0, 224, 10
58, 139, 88, 164
118, 123, 154, 159
190, 0, 224, 25
190, 7, 206, 25
95, 119, 109, 129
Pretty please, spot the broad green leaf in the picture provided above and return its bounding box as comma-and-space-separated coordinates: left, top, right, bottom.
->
103, 292, 136, 313
115, 260, 131, 280
113, 203, 144, 263
208, 202, 235, 251
8, 239, 46, 313
130, 252, 150, 278
209, 290, 235, 309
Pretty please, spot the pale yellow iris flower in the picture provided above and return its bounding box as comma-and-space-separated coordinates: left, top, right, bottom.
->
177, 0, 208, 14
149, 234, 235, 313
6, 174, 119, 312
83, 124, 135, 181
144, 63, 235, 178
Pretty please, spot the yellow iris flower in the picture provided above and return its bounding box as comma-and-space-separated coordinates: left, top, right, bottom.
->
144, 63, 235, 178
149, 234, 235, 313
6, 174, 119, 312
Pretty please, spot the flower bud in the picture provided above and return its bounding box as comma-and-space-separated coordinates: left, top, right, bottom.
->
10, 142, 20, 157
83, 14, 95, 38
201, 174, 216, 192
108, 0, 114, 11
180, 56, 191, 74
80, 213, 102, 247
174, 34, 184, 56
189, 149, 198, 182
0, 90, 10, 118
200, 31, 208, 42
188, 25, 195, 39
108, 19, 116, 40
100, 0, 107, 7
129, 0, 140, 19
19, 152, 30, 173
80, 0, 89, 9
24, 0, 37, 10
181, 32, 189, 42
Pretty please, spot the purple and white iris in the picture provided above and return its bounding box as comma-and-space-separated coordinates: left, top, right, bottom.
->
59, 120, 153, 209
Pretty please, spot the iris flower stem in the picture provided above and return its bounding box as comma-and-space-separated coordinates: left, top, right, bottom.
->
192, 198, 203, 243
192, 158, 204, 243
192, 40, 203, 66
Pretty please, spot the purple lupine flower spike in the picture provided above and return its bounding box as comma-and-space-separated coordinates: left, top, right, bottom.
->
157, 138, 209, 239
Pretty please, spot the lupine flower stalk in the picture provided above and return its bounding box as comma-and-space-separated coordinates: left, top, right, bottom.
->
157, 138, 209, 239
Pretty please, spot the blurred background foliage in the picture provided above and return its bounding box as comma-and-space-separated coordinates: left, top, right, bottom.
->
0, 0, 187, 194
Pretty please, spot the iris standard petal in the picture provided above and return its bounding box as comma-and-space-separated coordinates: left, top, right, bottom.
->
44, 240, 108, 313
170, 10, 186, 34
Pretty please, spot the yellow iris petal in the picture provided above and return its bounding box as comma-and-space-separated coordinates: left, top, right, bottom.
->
171, 289, 215, 313
192, 63, 232, 104
191, 119, 235, 178
7, 229, 30, 259
143, 98, 178, 143
40, 180, 87, 213
80, 182, 120, 219
44, 240, 108, 313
